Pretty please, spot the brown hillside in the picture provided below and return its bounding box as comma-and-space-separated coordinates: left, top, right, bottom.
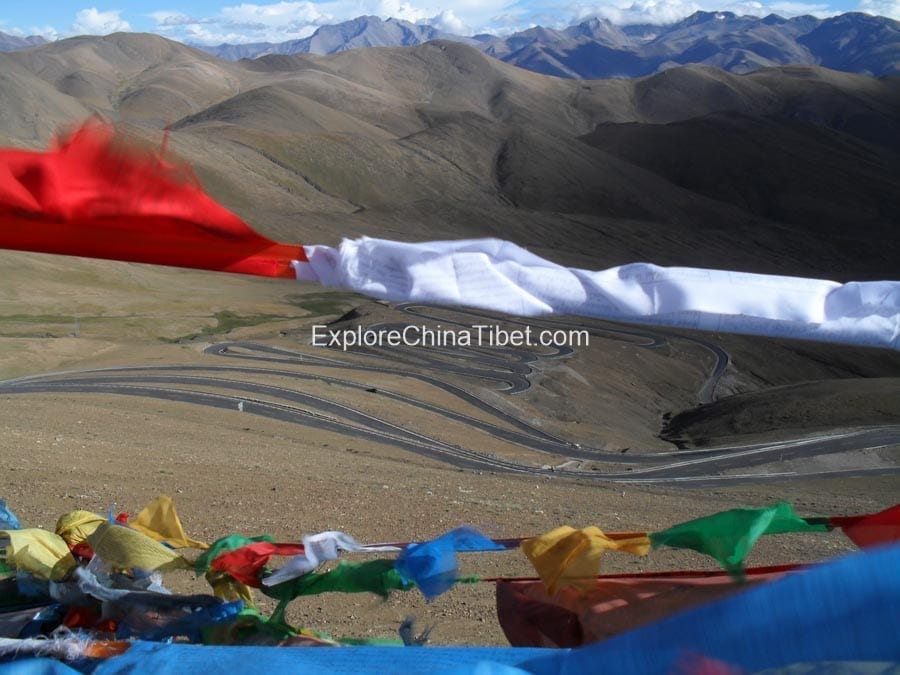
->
1, 35, 897, 278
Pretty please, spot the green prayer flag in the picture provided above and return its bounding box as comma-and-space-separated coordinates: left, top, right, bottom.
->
261, 559, 414, 625
649, 502, 827, 575
263, 559, 413, 601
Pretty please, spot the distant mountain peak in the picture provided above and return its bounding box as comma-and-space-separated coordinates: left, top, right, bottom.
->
678, 10, 738, 26
576, 16, 616, 29
0, 30, 47, 52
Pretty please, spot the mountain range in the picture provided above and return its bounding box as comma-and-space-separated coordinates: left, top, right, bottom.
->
198, 16, 480, 61
0, 32, 897, 284
193, 11, 900, 78
3, 12, 897, 79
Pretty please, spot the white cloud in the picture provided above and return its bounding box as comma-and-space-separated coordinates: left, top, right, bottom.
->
174, 24, 266, 44
481, 12, 543, 35
32, 25, 61, 40
426, 9, 471, 33
220, 1, 327, 26
373, 0, 429, 22
148, 12, 214, 27
555, 0, 845, 25
858, 0, 900, 18
72, 8, 132, 35
563, 0, 702, 26
150, 1, 336, 44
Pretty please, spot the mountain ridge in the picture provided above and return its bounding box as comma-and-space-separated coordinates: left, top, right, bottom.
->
188, 12, 899, 79
200, 16, 479, 59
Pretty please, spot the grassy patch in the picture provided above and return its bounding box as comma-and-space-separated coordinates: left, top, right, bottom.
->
158, 293, 362, 342
284, 292, 362, 317
159, 310, 290, 343
213, 310, 285, 333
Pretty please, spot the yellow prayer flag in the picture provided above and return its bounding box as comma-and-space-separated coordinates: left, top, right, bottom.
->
2, 528, 77, 581
521, 526, 650, 594
129, 495, 209, 550
55, 510, 105, 548
87, 522, 191, 573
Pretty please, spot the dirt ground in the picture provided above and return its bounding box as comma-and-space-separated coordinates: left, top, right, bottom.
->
2, 390, 895, 646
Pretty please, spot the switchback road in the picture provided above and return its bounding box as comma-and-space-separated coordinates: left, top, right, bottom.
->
2, 307, 896, 486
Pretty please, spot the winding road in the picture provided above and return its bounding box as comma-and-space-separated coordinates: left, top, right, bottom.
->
2, 305, 897, 487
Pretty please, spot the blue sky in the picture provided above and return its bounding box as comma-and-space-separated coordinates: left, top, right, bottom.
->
1, 0, 895, 44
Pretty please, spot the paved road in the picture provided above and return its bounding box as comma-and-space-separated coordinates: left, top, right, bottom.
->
3, 308, 897, 486
393, 304, 729, 403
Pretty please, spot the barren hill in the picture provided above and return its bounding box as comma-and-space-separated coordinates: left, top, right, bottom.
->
1, 34, 897, 279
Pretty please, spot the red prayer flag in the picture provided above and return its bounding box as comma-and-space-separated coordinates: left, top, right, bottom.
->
210, 542, 306, 587
0, 120, 305, 277
831, 504, 900, 548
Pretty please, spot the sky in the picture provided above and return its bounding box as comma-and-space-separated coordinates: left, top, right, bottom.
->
1, 0, 896, 45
